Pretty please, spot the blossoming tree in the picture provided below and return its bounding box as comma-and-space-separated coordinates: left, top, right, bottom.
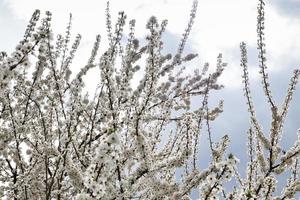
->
0, 0, 299, 199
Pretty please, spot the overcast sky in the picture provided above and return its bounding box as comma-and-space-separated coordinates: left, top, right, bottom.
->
1, 0, 300, 198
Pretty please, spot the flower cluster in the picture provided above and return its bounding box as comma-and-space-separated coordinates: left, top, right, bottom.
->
0, 1, 231, 199
0, 0, 299, 199
238, 0, 300, 199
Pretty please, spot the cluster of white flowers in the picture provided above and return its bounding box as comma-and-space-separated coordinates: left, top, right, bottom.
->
0, 0, 299, 199
238, 0, 300, 199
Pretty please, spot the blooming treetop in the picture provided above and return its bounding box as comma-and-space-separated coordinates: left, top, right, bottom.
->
0, 0, 299, 199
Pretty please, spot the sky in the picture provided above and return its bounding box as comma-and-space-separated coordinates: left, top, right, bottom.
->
1, 0, 300, 198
